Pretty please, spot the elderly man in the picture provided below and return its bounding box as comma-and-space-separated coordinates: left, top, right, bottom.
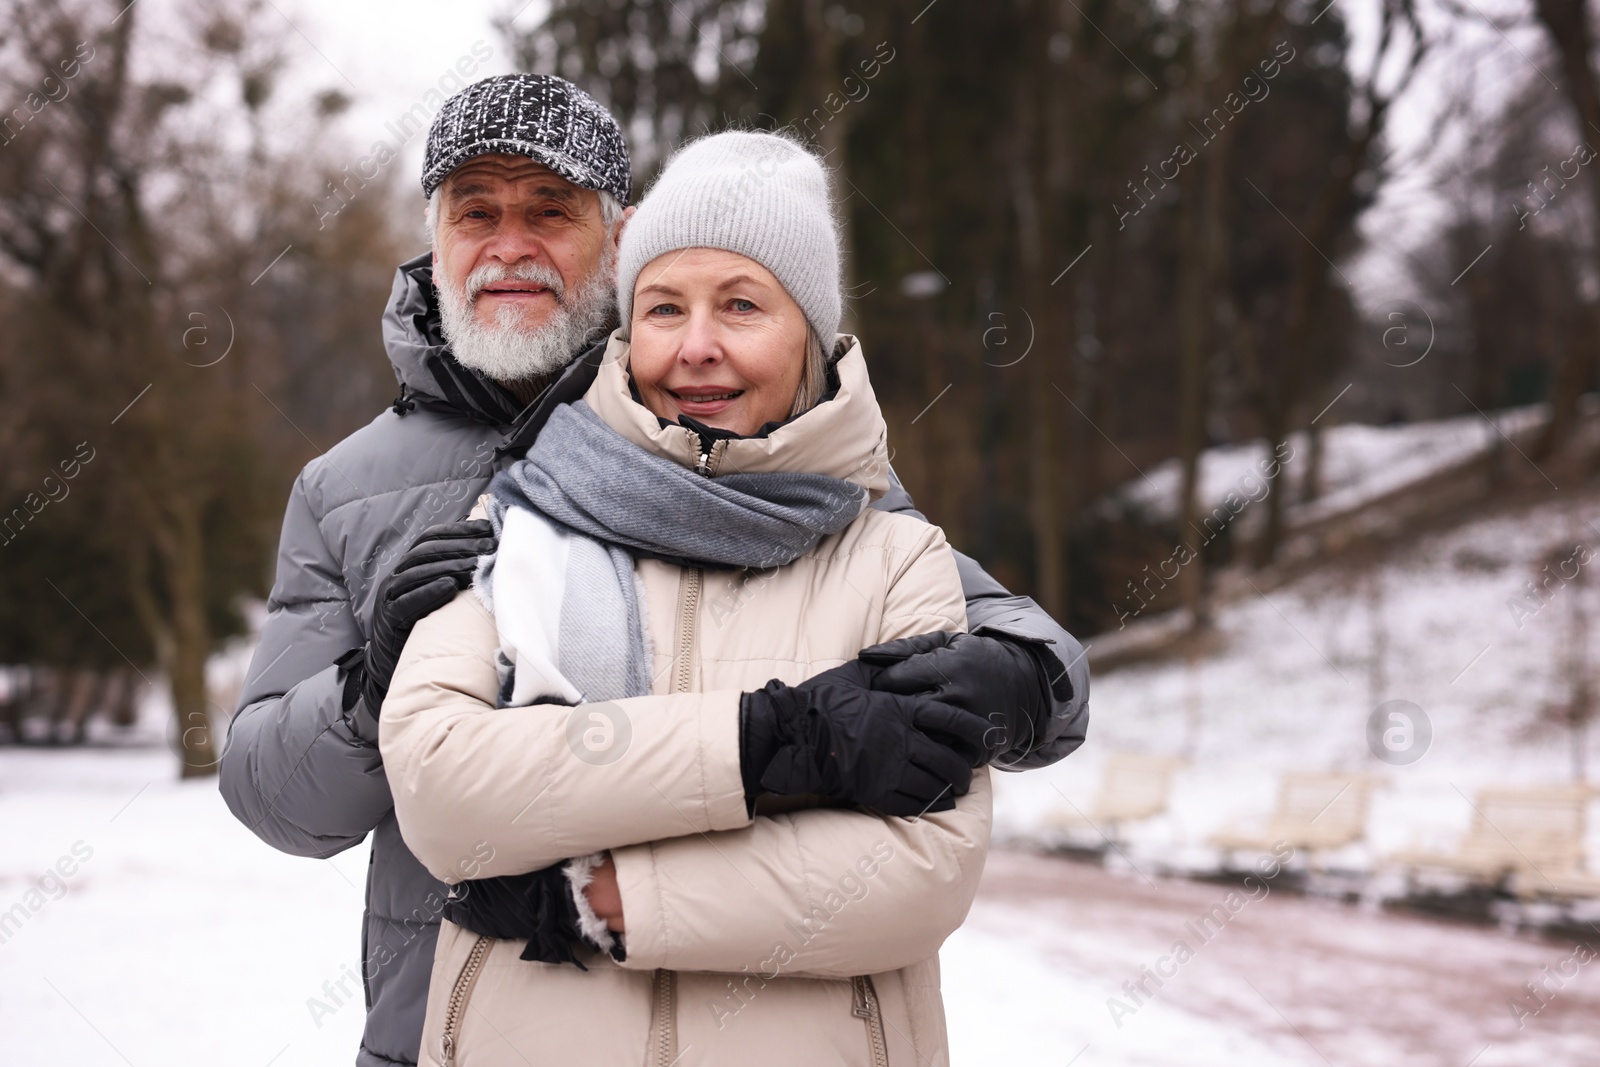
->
221, 74, 1089, 1067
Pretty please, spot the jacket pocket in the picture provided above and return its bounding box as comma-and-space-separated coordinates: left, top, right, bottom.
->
438, 934, 493, 1066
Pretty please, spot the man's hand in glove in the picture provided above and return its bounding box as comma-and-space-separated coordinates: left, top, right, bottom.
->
739, 659, 992, 818
859, 631, 1068, 767
336, 519, 496, 741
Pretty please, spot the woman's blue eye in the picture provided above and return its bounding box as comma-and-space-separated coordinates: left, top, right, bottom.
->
730, 298, 756, 312
650, 303, 679, 316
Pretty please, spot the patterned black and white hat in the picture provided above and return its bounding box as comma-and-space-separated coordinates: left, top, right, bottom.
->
421, 74, 631, 205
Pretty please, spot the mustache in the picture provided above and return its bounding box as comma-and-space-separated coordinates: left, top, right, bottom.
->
462, 262, 567, 305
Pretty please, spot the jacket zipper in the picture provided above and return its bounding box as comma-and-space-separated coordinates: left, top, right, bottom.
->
672, 569, 702, 696
672, 438, 721, 696
647, 440, 721, 1066
852, 975, 890, 1067
691, 434, 718, 476
651, 582, 694, 1062
653, 567, 697, 1065
439, 934, 493, 1066
650, 967, 678, 1066
691, 432, 725, 478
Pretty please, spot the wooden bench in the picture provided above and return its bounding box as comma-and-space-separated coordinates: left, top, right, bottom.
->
1210, 772, 1376, 859
1389, 785, 1598, 899
1044, 751, 1186, 844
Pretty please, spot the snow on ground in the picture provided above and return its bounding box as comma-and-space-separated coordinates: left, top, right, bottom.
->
5, 744, 1597, 1066
1113, 406, 1546, 527
8, 411, 1600, 1064
0, 744, 370, 1067
11, 467, 1600, 1065
953, 851, 1600, 1067
999, 484, 1600, 876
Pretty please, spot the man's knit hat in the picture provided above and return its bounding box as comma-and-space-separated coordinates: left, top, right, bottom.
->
421, 74, 631, 205
617, 132, 841, 343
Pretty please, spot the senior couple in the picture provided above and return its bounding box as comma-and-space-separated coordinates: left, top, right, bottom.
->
222, 74, 1089, 1067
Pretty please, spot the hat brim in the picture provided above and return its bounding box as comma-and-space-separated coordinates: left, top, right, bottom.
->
421, 138, 628, 204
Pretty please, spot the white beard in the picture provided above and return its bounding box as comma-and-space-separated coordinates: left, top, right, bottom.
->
435, 255, 616, 383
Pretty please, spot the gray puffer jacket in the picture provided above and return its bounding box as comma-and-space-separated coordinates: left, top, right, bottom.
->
219, 251, 1090, 1067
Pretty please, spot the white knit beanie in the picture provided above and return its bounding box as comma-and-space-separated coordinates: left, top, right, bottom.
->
617, 131, 841, 343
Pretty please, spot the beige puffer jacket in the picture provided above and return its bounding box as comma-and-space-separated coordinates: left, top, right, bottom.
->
380, 334, 992, 1067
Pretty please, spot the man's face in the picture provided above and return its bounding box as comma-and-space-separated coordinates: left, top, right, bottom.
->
432, 154, 621, 382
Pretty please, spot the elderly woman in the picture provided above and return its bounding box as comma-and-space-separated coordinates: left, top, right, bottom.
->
380, 131, 992, 1067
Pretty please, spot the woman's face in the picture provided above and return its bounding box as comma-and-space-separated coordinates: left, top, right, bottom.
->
629, 248, 808, 437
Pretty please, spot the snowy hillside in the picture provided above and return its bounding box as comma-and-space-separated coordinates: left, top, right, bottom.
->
1000, 480, 1600, 875
1111, 406, 1547, 528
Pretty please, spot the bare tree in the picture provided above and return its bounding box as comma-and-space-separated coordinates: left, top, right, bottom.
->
1243, 0, 1429, 566
1540, 510, 1595, 781
0, 0, 404, 773
1174, 0, 1288, 629
1529, 0, 1600, 457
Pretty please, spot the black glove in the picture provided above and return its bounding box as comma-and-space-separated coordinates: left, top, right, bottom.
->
739, 660, 992, 817
859, 631, 1067, 767
442, 865, 615, 969
338, 519, 496, 739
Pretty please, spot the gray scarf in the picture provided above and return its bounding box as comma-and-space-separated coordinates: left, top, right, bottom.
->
477, 400, 867, 707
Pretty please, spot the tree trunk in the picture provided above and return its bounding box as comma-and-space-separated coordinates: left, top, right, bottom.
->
1176, 16, 1252, 625
1301, 421, 1324, 505
1366, 558, 1387, 711
165, 502, 216, 778
135, 493, 218, 778
799, 0, 859, 326
1028, 334, 1067, 621
1255, 430, 1293, 567
1175, 166, 1213, 628
1532, 0, 1600, 457
1565, 509, 1593, 782
1247, 1, 1418, 565
1011, 10, 1067, 621
1253, 204, 1329, 566
1542, 311, 1599, 459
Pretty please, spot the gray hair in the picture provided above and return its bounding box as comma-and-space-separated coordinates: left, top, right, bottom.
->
425, 187, 624, 248
789, 329, 830, 419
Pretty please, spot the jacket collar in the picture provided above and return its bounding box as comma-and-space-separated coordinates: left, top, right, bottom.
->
497, 341, 608, 459
583, 330, 891, 501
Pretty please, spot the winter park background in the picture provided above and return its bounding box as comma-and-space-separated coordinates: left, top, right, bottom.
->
6, 0, 1600, 1064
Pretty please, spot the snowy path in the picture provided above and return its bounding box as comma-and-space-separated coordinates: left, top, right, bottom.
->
949, 850, 1600, 1066
3, 746, 1597, 1066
